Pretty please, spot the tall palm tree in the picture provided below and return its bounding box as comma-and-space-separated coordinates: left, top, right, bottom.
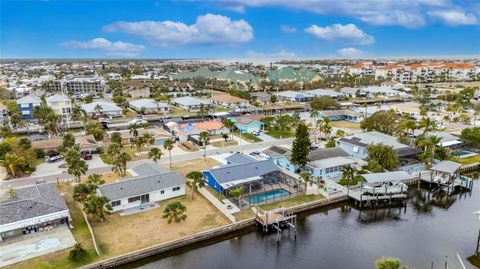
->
148, 147, 163, 163
129, 124, 139, 141
67, 158, 88, 183
142, 132, 154, 147
112, 152, 131, 176
94, 104, 103, 116
222, 118, 235, 140
340, 165, 357, 194
0, 152, 26, 178
320, 117, 332, 139
199, 131, 210, 160
163, 139, 175, 168
186, 171, 204, 199
84, 195, 111, 222
419, 117, 437, 136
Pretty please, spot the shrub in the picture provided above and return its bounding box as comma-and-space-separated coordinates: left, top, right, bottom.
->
34, 148, 45, 159
68, 243, 87, 261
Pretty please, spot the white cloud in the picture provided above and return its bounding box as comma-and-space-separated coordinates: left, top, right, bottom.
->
280, 25, 297, 33
428, 10, 479, 25
305, 24, 374, 45
103, 13, 254, 46
223, 5, 246, 13
337, 47, 364, 58
61, 38, 145, 57
221, 0, 472, 27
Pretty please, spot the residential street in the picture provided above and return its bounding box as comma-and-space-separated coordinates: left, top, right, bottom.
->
0, 138, 294, 191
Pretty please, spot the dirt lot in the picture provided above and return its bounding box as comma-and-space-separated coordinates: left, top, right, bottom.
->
90, 186, 229, 257
170, 158, 221, 176
330, 120, 361, 130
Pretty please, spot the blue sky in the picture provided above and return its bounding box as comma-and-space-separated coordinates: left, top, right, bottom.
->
1, 0, 479, 59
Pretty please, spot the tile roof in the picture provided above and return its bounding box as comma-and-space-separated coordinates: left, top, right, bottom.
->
0, 183, 68, 225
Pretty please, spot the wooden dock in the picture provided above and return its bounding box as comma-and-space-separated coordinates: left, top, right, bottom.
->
419, 171, 474, 194
255, 208, 297, 243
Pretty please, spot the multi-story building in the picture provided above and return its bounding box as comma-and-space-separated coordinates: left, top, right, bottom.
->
16, 95, 42, 120
64, 77, 105, 94
46, 94, 72, 117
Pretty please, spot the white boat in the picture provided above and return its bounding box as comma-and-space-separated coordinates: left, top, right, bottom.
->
362, 181, 408, 195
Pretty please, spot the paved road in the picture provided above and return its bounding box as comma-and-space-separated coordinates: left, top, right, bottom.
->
0, 138, 294, 190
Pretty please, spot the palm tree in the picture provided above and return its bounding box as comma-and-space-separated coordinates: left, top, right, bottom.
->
107, 142, 122, 159
199, 131, 210, 160
419, 117, 437, 136
86, 174, 105, 186
222, 118, 235, 140
320, 117, 332, 139
112, 152, 131, 176
162, 201, 187, 224
198, 104, 208, 119
67, 158, 88, 183
94, 104, 103, 116
83, 195, 111, 222
163, 139, 175, 168
299, 171, 313, 189
129, 124, 139, 141
340, 165, 357, 194
73, 183, 96, 203
473, 102, 480, 126
142, 132, 154, 147
148, 147, 163, 163
316, 118, 323, 141
186, 171, 204, 199
0, 152, 26, 178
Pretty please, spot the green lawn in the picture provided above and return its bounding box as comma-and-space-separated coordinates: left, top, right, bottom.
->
265, 129, 293, 139
211, 140, 238, 147
454, 154, 480, 165
100, 153, 113, 164
467, 255, 480, 268
233, 132, 263, 143
233, 209, 256, 221
259, 194, 324, 211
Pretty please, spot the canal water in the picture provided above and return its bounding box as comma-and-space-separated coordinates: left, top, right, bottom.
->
126, 181, 480, 269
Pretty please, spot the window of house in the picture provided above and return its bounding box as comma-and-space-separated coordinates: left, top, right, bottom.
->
172, 186, 180, 191
111, 200, 121, 207
127, 196, 141, 203
160, 190, 165, 194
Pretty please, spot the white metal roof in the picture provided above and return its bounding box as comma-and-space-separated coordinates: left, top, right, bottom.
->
362, 171, 413, 183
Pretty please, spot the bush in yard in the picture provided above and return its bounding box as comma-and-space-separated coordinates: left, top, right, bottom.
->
163, 201, 187, 224
68, 243, 87, 261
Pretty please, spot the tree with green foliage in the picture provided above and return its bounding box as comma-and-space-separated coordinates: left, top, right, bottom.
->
320, 117, 332, 139
335, 129, 346, 138
84, 195, 111, 221
129, 124, 139, 140
112, 152, 131, 176
148, 147, 163, 163
290, 121, 311, 170
299, 170, 314, 187
85, 121, 105, 141
0, 152, 26, 178
418, 135, 442, 167
270, 94, 277, 104
57, 132, 76, 153
163, 201, 187, 224
163, 139, 175, 168
0, 125, 12, 139
110, 132, 122, 145
73, 183, 96, 203
461, 127, 480, 147
67, 157, 88, 183
325, 138, 336, 148
360, 110, 400, 136
418, 117, 437, 136
366, 143, 399, 172
222, 118, 235, 140
310, 96, 339, 110
229, 187, 244, 204
375, 257, 402, 269
0, 142, 12, 160
68, 243, 87, 261
199, 131, 210, 160
186, 171, 204, 199
86, 174, 105, 186
106, 142, 122, 159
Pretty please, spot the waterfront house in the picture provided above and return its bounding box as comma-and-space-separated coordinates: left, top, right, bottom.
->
129, 98, 170, 114
303, 89, 344, 99
97, 163, 185, 212
337, 131, 421, 160
80, 101, 123, 118
165, 120, 228, 142
16, 95, 41, 120
32, 134, 98, 153
107, 128, 173, 146
0, 183, 71, 242
203, 157, 301, 206
211, 94, 250, 109
172, 96, 211, 112
230, 114, 264, 133
262, 146, 355, 179
46, 94, 72, 117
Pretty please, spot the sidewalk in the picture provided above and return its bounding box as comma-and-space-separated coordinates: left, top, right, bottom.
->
198, 187, 238, 222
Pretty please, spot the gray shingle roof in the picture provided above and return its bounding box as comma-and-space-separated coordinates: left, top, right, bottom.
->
339, 131, 408, 150
431, 161, 462, 174
262, 146, 292, 158
207, 160, 280, 184
308, 156, 355, 169
98, 163, 184, 201
225, 153, 256, 164
0, 183, 68, 225
308, 147, 349, 161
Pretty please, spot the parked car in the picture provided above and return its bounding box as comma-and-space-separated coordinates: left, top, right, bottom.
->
45, 155, 63, 163
81, 151, 93, 160
129, 119, 148, 126
249, 151, 261, 156
251, 131, 260, 136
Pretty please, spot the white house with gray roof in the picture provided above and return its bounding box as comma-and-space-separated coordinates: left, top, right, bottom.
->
0, 183, 71, 241
80, 101, 123, 117
129, 98, 170, 114
172, 96, 211, 112
97, 163, 185, 212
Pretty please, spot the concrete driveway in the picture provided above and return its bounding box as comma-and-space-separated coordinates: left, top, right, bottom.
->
32, 154, 107, 177
257, 132, 275, 142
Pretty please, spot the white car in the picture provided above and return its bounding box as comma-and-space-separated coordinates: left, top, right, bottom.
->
129, 119, 148, 125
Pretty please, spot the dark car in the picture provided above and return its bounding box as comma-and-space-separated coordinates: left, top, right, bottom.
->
81, 151, 93, 160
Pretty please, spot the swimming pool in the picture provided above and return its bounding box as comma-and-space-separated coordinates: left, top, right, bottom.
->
453, 150, 477, 158
246, 189, 291, 204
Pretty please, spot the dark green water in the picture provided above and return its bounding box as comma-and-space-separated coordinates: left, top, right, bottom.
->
124, 181, 480, 269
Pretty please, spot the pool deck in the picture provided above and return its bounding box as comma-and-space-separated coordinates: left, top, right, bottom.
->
0, 226, 76, 267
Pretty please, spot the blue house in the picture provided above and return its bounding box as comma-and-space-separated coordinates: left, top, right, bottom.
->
318, 109, 361, 122
230, 115, 264, 133
337, 131, 421, 160
263, 146, 356, 180
16, 95, 42, 120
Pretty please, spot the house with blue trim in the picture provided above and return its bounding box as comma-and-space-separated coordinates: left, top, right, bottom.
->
318, 109, 361, 122
337, 131, 421, 160
262, 146, 356, 180
230, 114, 264, 133
16, 95, 42, 120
